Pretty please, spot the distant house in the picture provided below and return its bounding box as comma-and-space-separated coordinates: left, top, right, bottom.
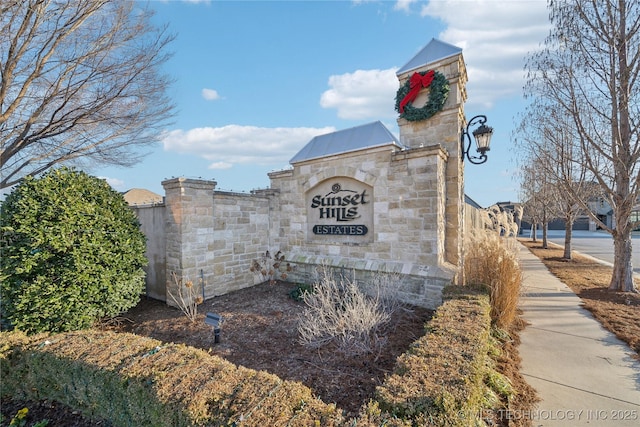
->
122, 188, 163, 206
519, 194, 640, 232
586, 196, 640, 231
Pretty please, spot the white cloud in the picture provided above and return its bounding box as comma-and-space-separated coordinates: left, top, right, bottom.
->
99, 176, 125, 190
201, 88, 221, 101
394, 0, 417, 13
208, 161, 233, 170
161, 125, 336, 169
420, 0, 550, 108
320, 68, 399, 120
320, 2, 549, 118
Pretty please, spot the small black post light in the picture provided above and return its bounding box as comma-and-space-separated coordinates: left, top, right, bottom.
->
205, 312, 223, 343
461, 115, 493, 164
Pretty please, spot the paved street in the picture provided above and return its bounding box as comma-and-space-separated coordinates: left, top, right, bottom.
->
520, 229, 640, 273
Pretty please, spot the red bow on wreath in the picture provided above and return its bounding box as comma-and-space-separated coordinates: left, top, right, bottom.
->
398, 70, 435, 114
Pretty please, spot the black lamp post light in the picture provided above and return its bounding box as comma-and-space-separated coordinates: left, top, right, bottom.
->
460, 115, 493, 164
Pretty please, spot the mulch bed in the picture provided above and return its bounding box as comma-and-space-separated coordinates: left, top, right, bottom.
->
107, 281, 434, 419
1, 398, 110, 427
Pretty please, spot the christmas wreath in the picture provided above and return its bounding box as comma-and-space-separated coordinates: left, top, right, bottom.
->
395, 70, 449, 122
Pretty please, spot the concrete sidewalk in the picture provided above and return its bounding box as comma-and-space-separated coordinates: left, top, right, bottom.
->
517, 243, 640, 426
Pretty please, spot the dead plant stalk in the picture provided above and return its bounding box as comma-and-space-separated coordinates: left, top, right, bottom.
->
167, 271, 203, 322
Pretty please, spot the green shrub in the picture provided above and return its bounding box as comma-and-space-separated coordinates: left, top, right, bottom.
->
374, 293, 493, 426
288, 283, 313, 301
0, 168, 147, 333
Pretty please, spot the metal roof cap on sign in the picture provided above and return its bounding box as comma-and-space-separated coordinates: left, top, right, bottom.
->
290, 121, 401, 164
396, 38, 462, 76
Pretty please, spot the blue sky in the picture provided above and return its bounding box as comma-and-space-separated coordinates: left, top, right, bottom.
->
94, 0, 551, 208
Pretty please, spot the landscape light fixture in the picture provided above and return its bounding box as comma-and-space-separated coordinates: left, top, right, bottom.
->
461, 114, 493, 164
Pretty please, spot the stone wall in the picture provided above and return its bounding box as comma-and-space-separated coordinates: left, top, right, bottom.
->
133, 186, 485, 307
264, 144, 454, 308
161, 178, 275, 306
397, 52, 467, 284
209, 190, 271, 295
155, 141, 456, 308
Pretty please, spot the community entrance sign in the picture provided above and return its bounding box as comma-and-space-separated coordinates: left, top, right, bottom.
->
157, 38, 470, 309
307, 178, 373, 242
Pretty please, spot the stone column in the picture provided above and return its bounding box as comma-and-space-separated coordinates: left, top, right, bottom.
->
397, 52, 467, 284
162, 177, 217, 306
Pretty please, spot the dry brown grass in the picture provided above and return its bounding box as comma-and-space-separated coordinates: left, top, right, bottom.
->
465, 231, 523, 329
519, 239, 640, 356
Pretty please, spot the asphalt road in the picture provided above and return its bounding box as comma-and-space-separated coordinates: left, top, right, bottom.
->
520, 229, 640, 273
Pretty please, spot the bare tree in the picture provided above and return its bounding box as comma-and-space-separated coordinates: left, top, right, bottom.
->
0, 0, 175, 189
519, 164, 557, 249
516, 102, 601, 259
524, 0, 639, 292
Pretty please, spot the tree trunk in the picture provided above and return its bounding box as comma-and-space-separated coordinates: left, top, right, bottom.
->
563, 220, 573, 260
610, 229, 637, 292
532, 223, 537, 242
610, 234, 635, 292
608, 1, 636, 293
542, 210, 548, 249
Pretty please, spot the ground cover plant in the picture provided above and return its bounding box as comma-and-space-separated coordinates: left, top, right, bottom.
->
519, 239, 640, 356
0, 168, 147, 333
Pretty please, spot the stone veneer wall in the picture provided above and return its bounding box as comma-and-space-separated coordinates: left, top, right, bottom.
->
162, 178, 272, 306
157, 140, 456, 309
134, 181, 484, 308
267, 144, 455, 308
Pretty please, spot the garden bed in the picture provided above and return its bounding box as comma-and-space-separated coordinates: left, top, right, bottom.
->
1, 282, 535, 426
108, 281, 434, 418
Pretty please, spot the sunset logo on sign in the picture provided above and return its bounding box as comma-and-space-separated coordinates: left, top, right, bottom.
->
310, 183, 369, 236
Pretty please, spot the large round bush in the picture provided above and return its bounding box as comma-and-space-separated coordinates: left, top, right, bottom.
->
0, 168, 147, 333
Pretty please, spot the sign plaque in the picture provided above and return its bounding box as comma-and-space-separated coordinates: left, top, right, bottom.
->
306, 179, 373, 242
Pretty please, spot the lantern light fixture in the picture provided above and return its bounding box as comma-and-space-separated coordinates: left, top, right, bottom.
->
461, 115, 493, 164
